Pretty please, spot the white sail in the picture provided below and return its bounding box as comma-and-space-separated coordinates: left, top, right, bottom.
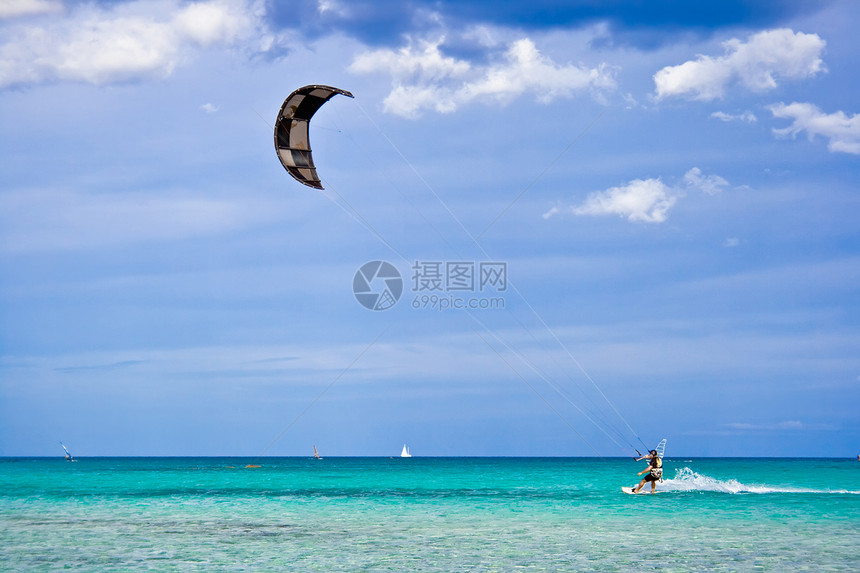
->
655, 438, 666, 459
60, 442, 74, 461
400, 444, 412, 458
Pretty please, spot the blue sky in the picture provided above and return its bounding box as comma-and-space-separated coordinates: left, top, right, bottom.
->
1, 0, 858, 457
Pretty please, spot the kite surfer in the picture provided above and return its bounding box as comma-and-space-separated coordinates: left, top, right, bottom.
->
630, 449, 662, 494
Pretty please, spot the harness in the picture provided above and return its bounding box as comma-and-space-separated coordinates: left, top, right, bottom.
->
649, 457, 663, 481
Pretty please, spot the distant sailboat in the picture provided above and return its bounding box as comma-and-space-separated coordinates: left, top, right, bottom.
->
60, 442, 75, 462
655, 438, 667, 459
400, 444, 412, 458
314, 445, 322, 460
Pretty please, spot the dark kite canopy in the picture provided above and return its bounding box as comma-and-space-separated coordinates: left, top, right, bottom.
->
274, 85, 354, 189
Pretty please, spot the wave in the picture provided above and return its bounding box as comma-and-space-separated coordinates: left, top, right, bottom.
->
661, 467, 860, 494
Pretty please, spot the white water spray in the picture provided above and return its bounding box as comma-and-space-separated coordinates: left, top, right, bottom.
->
661, 467, 859, 494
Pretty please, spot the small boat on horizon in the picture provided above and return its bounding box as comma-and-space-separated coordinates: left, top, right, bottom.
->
400, 444, 412, 458
314, 445, 322, 460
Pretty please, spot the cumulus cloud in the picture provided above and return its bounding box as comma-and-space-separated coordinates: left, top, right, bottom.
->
710, 110, 757, 123
571, 178, 676, 223
545, 167, 731, 224
350, 37, 470, 83
350, 37, 615, 117
0, 0, 62, 19
0, 0, 269, 88
654, 28, 825, 101
770, 102, 860, 154
683, 167, 729, 195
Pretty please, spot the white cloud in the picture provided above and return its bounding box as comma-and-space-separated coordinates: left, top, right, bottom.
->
175, 1, 257, 45
0, 0, 269, 88
710, 110, 757, 123
723, 237, 741, 248
461, 38, 615, 102
654, 28, 825, 101
568, 178, 677, 224
350, 37, 615, 117
200, 102, 220, 113
316, 0, 342, 16
381, 84, 459, 117
541, 206, 560, 220
545, 167, 731, 224
0, 0, 61, 19
683, 167, 729, 195
462, 25, 501, 49
770, 102, 860, 154
350, 37, 471, 82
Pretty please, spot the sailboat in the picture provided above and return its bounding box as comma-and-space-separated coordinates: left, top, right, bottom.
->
655, 438, 666, 459
313, 445, 322, 460
400, 444, 412, 458
60, 442, 76, 462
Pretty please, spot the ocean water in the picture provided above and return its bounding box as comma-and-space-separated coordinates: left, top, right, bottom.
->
1, 457, 857, 571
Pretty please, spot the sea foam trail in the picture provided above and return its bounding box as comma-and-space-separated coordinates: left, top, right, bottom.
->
661, 467, 860, 494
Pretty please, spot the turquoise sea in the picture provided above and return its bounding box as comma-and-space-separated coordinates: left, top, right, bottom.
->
1, 457, 857, 571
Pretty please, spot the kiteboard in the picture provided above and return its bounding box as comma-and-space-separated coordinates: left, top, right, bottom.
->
622, 486, 663, 494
